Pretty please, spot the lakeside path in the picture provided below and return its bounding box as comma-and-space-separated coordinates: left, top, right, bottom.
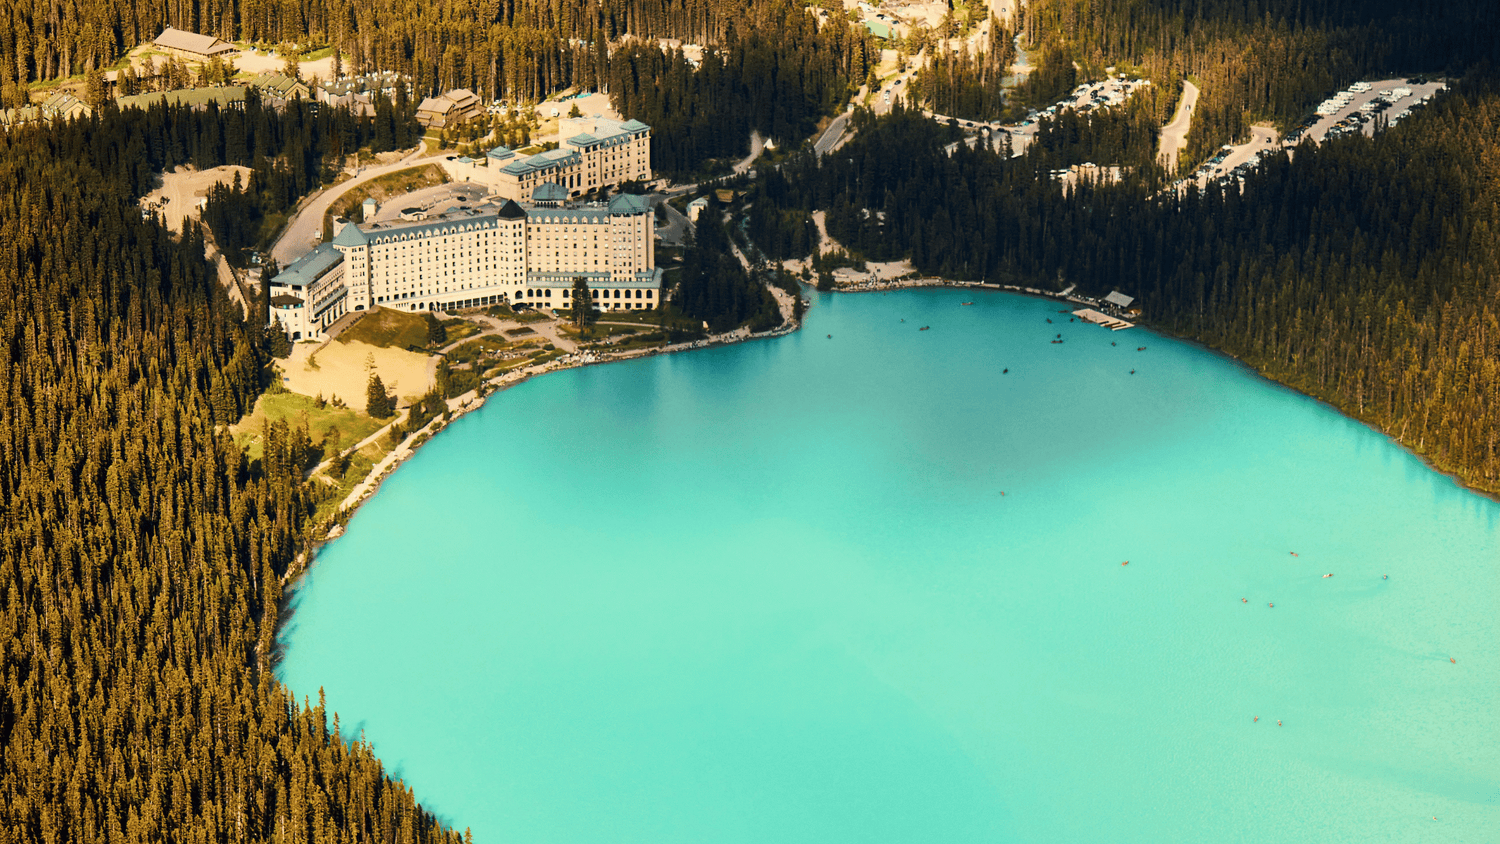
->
1158, 80, 1199, 172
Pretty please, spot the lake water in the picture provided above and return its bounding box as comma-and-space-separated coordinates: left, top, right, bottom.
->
279, 289, 1499, 843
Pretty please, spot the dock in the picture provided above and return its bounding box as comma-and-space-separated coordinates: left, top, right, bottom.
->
1073, 308, 1135, 330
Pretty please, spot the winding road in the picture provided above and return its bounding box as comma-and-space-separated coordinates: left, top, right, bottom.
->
271, 146, 432, 267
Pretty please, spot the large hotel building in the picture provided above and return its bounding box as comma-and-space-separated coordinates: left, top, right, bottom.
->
451, 116, 652, 201
269, 184, 659, 341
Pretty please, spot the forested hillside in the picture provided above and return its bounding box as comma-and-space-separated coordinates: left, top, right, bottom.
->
0, 110, 459, 843
0, 0, 874, 104
1019, 0, 1495, 164
751, 77, 1500, 492
912, 13, 1014, 120
609, 0, 870, 172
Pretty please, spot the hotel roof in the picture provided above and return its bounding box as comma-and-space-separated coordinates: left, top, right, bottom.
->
499, 148, 581, 176
276, 244, 344, 287
332, 223, 370, 246
248, 73, 307, 99
564, 117, 651, 149
607, 194, 650, 214
353, 194, 654, 241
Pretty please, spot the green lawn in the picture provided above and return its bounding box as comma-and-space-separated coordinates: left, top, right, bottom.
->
233, 391, 384, 460
446, 335, 511, 367
439, 318, 484, 345
337, 307, 431, 349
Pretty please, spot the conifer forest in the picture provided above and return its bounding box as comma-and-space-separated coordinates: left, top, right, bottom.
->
1, 0, 1498, 840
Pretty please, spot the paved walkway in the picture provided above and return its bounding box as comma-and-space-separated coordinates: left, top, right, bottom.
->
1158, 80, 1199, 172
733, 131, 766, 175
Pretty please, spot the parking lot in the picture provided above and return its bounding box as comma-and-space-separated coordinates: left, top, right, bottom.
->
1285, 78, 1447, 145
927, 74, 1152, 158
1177, 126, 1281, 191
1168, 77, 1448, 194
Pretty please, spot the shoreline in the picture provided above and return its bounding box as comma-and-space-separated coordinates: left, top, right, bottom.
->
293, 302, 804, 580
294, 275, 1123, 578
831, 274, 1500, 503
292, 273, 1497, 581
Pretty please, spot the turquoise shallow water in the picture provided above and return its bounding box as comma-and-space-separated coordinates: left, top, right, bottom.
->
280, 289, 1499, 843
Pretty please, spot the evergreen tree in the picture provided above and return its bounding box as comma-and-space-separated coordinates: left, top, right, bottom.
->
367, 373, 396, 418
571, 276, 595, 329
426, 312, 448, 345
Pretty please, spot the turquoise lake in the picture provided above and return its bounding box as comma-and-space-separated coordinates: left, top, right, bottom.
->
279, 289, 1499, 842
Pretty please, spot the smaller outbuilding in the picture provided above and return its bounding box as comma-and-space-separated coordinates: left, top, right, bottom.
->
1104, 290, 1135, 309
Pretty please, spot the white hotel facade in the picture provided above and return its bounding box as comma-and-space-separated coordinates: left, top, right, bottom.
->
451, 116, 653, 201
269, 185, 659, 341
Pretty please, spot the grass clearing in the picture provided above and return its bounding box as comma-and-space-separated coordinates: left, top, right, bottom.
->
232, 391, 384, 460
505, 326, 537, 337
446, 335, 511, 367
338, 307, 431, 349
439, 318, 484, 345
309, 441, 388, 522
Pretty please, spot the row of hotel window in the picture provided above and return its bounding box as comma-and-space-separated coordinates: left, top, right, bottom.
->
375, 288, 653, 303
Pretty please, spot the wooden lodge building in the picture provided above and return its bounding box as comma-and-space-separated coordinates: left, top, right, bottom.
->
153, 28, 239, 61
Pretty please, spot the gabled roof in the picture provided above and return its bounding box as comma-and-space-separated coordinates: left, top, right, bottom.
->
332, 223, 370, 246
487, 145, 515, 161
447, 88, 479, 107
41, 91, 90, 118
0, 106, 41, 127
415, 96, 452, 114
532, 182, 568, 203
607, 194, 650, 215
1104, 291, 1135, 307
153, 28, 237, 56
618, 119, 650, 133
249, 73, 307, 98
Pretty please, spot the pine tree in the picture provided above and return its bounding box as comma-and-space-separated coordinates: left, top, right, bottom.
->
571, 277, 595, 329
366, 373, 395, 418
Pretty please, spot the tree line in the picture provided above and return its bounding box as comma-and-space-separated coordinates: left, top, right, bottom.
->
911, 13, 1016, 120
0, 106, 462, 843
675, 194, 783, 333
608, 0, 875, 174
0, 0, 857, 102
746, 75, 1500, 492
